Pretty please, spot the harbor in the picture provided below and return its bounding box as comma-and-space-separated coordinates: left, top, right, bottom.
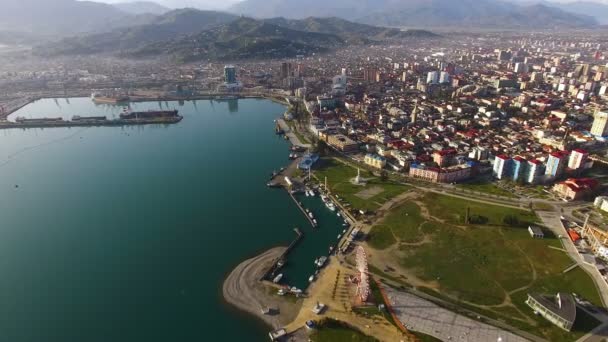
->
0, 97, 312, 342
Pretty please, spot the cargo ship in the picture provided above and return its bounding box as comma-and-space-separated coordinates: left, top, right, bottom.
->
119, 108, 179, 120
91, 92, 130, 104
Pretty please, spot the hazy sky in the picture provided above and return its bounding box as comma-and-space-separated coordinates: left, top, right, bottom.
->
95, 0, 608, 7
98, 0, 242, 9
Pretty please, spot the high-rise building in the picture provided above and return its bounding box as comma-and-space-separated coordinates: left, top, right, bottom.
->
426, 71, 439, 84
280, 62, 293, 79
546, 151, 570, 178
493, 155, 512, 180
591, 109, 608, 137
526, 159, 545, 184
514, 63, 528, 74
498, 50, 512, 61
512, 156, 527, 182
568, 149, 589, 170
364, 67, 378, 82
439, 71, 451, 84
224, 65, 237, 84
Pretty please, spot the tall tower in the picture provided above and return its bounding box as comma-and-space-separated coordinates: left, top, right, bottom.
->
411, 105, 418, 123
591, 109, 608, 137
224, 65, 237, 84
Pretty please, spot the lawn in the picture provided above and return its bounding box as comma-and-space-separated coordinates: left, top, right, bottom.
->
314, 158, 410, 212
309, 319, 378, 342
366, 192, 602, 341
369, 202, 425, 249
456, 179, 518, 198
421, 192, 537, 226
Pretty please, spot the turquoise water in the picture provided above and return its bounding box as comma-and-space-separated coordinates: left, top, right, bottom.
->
0, 97, 342, 341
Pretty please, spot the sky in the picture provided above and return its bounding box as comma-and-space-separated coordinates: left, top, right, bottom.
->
95, 0, 608, 7
91, 0, 608, 9
98, 0, 242, 9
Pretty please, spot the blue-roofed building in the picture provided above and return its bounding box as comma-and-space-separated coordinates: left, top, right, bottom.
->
298, 153, 319, 170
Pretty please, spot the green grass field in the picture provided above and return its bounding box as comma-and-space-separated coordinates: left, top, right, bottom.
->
456, 180, 518, 198
367, 192, 602, 341
422, 192, 537, 226
309, 319, 378, 342
314, 158, 410, 212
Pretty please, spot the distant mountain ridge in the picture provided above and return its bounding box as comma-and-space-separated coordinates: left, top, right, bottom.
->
0, 0, 131, 35
38, 9, 238, 55
129, 17, 346, 62
229, 0, 598, 29
265, 17, 440, 41
113, 1, 171, 15
509, 0, 608, 24
37, 10, 439, 62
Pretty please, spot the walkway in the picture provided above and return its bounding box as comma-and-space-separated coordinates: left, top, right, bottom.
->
385, 287, 528, 342
277, 119, 311, 148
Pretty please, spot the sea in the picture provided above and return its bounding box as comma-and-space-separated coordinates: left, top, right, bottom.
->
1, 97, 344, 341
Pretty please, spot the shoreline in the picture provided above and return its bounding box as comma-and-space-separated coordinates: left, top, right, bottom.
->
2, 93, 289, 119
222, 247, 302, 331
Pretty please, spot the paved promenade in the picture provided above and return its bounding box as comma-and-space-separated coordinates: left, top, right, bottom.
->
385, 287, 528, 342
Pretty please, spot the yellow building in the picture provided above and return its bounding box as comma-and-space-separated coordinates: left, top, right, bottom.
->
327, 134, 359, 152
364, 154, 386, 169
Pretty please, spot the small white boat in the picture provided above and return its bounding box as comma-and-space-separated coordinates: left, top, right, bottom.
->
309, 275, 315, 282
308, 212, 314, 219
316, 256, 328, 268
313, 219, 318, 225
337, 212, 341, 217
337, 234, 342, 239
273, 274, 283, 284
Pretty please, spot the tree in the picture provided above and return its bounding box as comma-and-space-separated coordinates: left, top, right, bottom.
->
503, 214, 521, 227
380, 170, 389, 182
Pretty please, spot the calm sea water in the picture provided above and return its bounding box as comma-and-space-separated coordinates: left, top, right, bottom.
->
1, 97, 342, 341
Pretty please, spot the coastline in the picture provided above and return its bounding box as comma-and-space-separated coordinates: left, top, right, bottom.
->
222, 247, 302, 330
2, 93, 289, 119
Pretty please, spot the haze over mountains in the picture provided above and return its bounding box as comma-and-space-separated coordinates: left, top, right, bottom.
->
0, 0, 605, 40
38, 9, 439, 62
230, 0, 598, 28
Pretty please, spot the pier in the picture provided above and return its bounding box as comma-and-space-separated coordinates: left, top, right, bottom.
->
261, 228, 304, 281
287, 191, 318, 228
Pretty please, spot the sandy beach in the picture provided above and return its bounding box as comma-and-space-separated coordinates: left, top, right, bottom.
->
222, 247, 303, 330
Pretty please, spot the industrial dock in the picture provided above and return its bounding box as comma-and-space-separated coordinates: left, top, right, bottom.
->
0, 109, 183, 129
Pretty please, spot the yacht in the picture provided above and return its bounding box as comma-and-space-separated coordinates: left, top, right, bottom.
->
316, 256, 328, 268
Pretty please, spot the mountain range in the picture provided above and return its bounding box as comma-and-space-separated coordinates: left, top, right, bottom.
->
113, 1, 171, 15
38, 10, 439, 61
0, 0, 603, 41
0, 0, 130, 36
229, 0, 598, 29
509, 0, 608, 24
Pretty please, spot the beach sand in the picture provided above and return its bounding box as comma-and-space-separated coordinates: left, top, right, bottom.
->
222, 247, 303, 330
